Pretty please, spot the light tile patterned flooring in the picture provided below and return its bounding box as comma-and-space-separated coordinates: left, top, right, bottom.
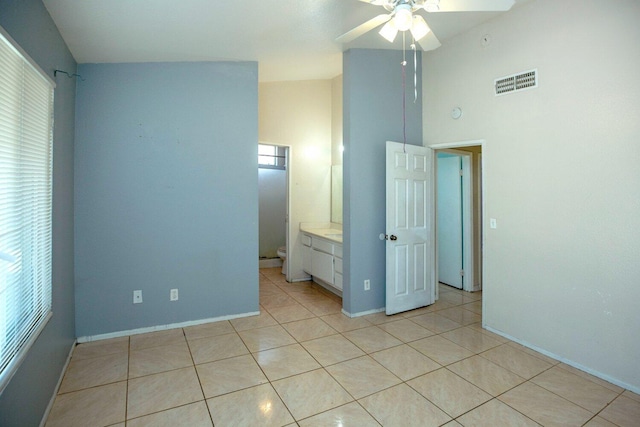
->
46, 267, 640, 426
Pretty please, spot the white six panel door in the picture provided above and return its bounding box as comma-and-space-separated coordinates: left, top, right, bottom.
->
386, 141, 433, 315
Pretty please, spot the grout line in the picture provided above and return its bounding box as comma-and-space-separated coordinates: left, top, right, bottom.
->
124, 335, 131, 423
48, 268, 636, 426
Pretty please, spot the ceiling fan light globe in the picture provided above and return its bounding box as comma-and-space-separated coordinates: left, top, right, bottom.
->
394, 6, 413, 31
379, 20, 399, 42
423, 0, 440, 12
410, 15, 430, 41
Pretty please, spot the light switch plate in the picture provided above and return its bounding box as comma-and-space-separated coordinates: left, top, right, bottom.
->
133, 290, 142, 304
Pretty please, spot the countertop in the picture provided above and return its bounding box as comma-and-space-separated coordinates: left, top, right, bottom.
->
300, 224, 343, 244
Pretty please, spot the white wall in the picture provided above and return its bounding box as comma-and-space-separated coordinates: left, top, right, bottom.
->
331, 75, 344, 224
259, 80, 333, 280
423, 0, 640, 391
331, 75, 343, 166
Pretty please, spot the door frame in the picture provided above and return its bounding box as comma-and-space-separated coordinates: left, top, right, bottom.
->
429, 139, 485, 296
258, 142, 292, 280
282, 145, 292, 281
436, 148, 473, 291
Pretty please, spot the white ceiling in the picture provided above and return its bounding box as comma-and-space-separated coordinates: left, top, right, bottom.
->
43, 0, 529, 82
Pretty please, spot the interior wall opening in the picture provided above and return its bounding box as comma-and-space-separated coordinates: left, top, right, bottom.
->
432, 143, 483, 296
258, 144, 290, 278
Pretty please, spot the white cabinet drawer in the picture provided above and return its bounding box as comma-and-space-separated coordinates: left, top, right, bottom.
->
302, 234, 312, 247
334, 258, 343, 274
334, 272, 343, 290
312, 238, 334, 255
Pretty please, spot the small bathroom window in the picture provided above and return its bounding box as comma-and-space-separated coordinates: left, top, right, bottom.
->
259, 144, 286, 170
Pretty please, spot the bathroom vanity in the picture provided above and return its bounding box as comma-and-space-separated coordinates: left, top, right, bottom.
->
300, 225, 343, 294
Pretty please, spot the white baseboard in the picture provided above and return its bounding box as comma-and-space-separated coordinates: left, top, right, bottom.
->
289, 276, 312, 283
341, 307, 385, 318
259, 258, 282, 268
77, 311, 260, 343
484, 325, 640, 395
40, 339, 76, 427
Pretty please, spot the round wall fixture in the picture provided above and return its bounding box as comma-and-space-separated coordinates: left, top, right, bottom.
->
451, 107, 463, 119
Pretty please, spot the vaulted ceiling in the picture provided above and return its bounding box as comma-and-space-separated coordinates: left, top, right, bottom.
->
43, 0, 530, 81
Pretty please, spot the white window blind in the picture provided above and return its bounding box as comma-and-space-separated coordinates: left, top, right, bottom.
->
0, 27, 54, 393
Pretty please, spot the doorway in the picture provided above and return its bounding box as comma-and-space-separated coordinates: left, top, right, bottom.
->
431, 142, 483, 294
258, 144, 291, 279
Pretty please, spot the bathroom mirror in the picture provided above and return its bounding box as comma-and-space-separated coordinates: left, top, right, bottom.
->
331, 165, 343, 224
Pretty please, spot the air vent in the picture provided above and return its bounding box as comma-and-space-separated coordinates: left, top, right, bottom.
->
495, 69, 537, 96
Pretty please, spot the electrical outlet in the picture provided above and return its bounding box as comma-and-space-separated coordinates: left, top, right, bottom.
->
133, 290, 142, 304
364, 279, 370, 291
170, 288, 179, 301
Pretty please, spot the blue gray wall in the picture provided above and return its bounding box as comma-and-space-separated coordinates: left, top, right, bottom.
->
343, 49, 422, 315
74, 61, 259, 337
0, 1, 77, 425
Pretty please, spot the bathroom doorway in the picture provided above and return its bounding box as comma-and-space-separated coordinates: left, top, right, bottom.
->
432, 142, 483, 293
258, 144, 290, 279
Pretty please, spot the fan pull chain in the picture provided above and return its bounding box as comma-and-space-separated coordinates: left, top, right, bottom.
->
412, 39, 418, 103
402, 32, 407, 153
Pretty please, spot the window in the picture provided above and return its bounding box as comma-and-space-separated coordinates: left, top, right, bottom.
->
258, 144, 286, 169
0, 27, 54, 393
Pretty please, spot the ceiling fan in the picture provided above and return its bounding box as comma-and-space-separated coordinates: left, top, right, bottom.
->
337, 0, 515, 51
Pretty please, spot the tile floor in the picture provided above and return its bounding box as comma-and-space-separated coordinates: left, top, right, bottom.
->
45, 267, 640, 426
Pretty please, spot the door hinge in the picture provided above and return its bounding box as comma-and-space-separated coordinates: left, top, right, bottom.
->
460, 269, 465, 276
459, 169, 463, 176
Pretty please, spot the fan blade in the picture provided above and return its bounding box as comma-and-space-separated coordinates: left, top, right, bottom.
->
357, 0, 387, 5
336, 14, 392, 43
426, 0, 515, 12
417, 31, 442, 51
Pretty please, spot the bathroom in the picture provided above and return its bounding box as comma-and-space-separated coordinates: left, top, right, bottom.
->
258, 77, 344, 286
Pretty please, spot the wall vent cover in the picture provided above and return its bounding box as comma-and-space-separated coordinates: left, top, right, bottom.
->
495, 69, 537, 96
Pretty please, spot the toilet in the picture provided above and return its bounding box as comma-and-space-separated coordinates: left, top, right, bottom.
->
276, 246, 287, 275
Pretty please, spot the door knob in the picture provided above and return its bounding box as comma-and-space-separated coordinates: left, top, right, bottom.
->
390, 235, 398, 241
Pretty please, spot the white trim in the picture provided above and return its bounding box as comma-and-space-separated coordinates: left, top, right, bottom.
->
429, 150, 438, 303
289, 277, 312, 283
475, 152, 483, 291
435, 148, 474, 293
341, 307, 385, 318
461, 154, 474, 292
259, 142, 292, 282
259, 258, 282, 268
39, 339, 76, 427
484, 325, 639, 395
429, 139, 485, 150
284, 145, 292, 281
77, 311, 260, 343
429, 140, 486, 301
